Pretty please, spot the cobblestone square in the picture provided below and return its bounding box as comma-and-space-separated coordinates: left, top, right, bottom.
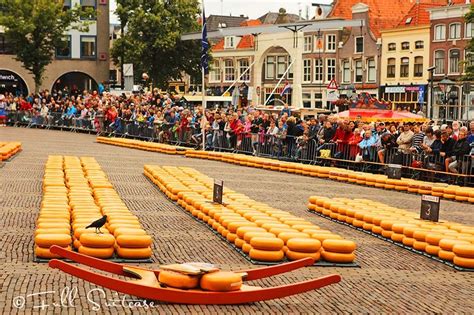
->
1, 127, 473, 314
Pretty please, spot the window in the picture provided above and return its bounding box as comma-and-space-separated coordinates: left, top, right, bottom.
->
466, 22, 474, 38
303, 59, 311, 82
209, 60, 221, 82
415, 41, 424, 49
63, 0, 71, 10
355, 37, 363, 53
400, 57, 409, 78
80, 36, 96, 59
0, 34, 12, 54
449, 23, 461, 39
302, 92, 311, 108
238, 59, 250, 81
56, 36, 71, 58
401, 42, 410, 50
224, 59, 235, 81
342, 60, 350, 83
414, 56, 423, 77
314, 35, 323, 52
387, 58, 396, 78
388, 43, 396, 51
303, 35, 312, 53
326, 34, 336, 52
265, 56, 275, 79
367, 59, 376, 82
326, 58, 336, 82
315, 93, 323, 108
449, 49, 460, 74
314, 58, 323, 82
224, 36, 236, 49
80, 0, 96, 20
109, 70, 117, 83
434, 50, 445, 75
434, 24, 446, 41
277, 56, 287, 78
354, 60, 363, 82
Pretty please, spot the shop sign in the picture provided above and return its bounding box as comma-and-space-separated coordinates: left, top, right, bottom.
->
385, 86, 406, 93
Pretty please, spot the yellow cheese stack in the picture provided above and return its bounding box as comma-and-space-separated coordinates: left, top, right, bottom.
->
0, 141, 22, 161
35, 156, 72, 258
145, 165, 356, 263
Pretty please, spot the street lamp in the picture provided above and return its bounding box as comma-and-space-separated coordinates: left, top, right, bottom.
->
427, 66, 435, 119
438, 77, 455, 123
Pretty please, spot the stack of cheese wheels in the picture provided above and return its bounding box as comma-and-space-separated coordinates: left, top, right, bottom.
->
145, 165, 356, 263
308, 196, 474, 269
35, 156, 72, 258
63, 156, 113, 259
96, 137, 187, 155
321, 239, 357, 263
453, 244, 474, 268
81, 157, 152, 259
0, 142, 22, 161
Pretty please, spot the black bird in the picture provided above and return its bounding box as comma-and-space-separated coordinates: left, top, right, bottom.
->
85, 215, 107, 234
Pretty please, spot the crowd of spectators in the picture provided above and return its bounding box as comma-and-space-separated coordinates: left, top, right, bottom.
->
0, 88, 473, 175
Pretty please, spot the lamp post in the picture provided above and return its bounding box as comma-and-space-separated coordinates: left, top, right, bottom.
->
438, 77, 455, 123
427, 66, 435, 120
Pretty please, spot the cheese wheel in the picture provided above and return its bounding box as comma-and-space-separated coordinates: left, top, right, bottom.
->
438, 249, 455, 261
116, 246, 152, 259
74, 227, 110, 239
250, 237, 284, 251
413, 241, 428, 251
37, 222, 71, 229
402, 237, 415, 246
35, 228, 71, 236
312, 233, 343, 242
425, 245, 440, 256
114, 228, 147, 238
234, 237, 245, 248
73, 238, 82, 249
242, 242, 252, 254
243, 232, 276, 243
452, 244, 474, 258
390, 233, 404, 243
35, 245, 72, 259
321, 251, 355, 263
249, 248, 284, 262
158, 270, 199, 289
200, 271, 242, 292
278, 232, 310, 244
439, 239, 470, 251
425, 233, 446, 246
322, 240, 356, 253
116, 235, 152, 248
78, 246, 114, 258
381, 230, 394, 238
226, 233, 238, 243
453, 256, 474, 268
108, 223, 142, 233
80, 233, 116, 248
269, 227, 297, 236
236, 227, 266, 239
287, 238, 321, 253
35, 234, 71, 247
286, 250, 321, 261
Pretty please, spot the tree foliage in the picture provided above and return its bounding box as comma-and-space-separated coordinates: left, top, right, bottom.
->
111, 0, 203, 88
0, 0, 93, 92
464, 5, 474, 81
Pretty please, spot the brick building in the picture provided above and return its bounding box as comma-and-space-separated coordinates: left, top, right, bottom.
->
0, 0, 110, 95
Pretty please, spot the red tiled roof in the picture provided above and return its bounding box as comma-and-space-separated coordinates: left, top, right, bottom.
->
328, 0, 458, 38
240, 19, 262, 27
396, 3, 445, 28
212, 35, 255, 51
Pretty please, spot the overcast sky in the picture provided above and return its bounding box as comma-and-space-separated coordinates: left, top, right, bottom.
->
110, 0, 333, 24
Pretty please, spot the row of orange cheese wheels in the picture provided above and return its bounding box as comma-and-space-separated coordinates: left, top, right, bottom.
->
144, 165, 356, 263
35, 156, 73, 258
73, 157, 152, 259
0, 141, 22, 161
308, 196, 474, 269
97, 136, 474, 203
96, 137, 186, 155
185, 151, 474, 203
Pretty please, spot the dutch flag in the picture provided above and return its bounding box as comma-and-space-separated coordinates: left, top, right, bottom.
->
280, 82, 292, 96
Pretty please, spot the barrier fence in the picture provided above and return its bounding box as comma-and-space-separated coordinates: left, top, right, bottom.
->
6, 110, 473, 186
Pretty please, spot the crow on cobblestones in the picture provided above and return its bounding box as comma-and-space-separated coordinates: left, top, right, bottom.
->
86, 215, 107, 234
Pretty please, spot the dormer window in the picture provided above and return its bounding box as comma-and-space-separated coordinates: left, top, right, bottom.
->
218, 22, 227, 28
224, 36, 236, 49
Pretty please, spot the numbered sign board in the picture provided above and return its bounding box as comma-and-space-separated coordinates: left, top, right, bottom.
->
420, 195, 440, 222
213, 179, 223, 204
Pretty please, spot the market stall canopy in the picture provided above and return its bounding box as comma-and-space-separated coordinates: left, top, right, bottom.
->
335, 109, 428, 123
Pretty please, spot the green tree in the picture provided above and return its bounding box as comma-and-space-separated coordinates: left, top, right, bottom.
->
464, 5, 474, 81
111, 0, 203, 89
0, 0, 93, 92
